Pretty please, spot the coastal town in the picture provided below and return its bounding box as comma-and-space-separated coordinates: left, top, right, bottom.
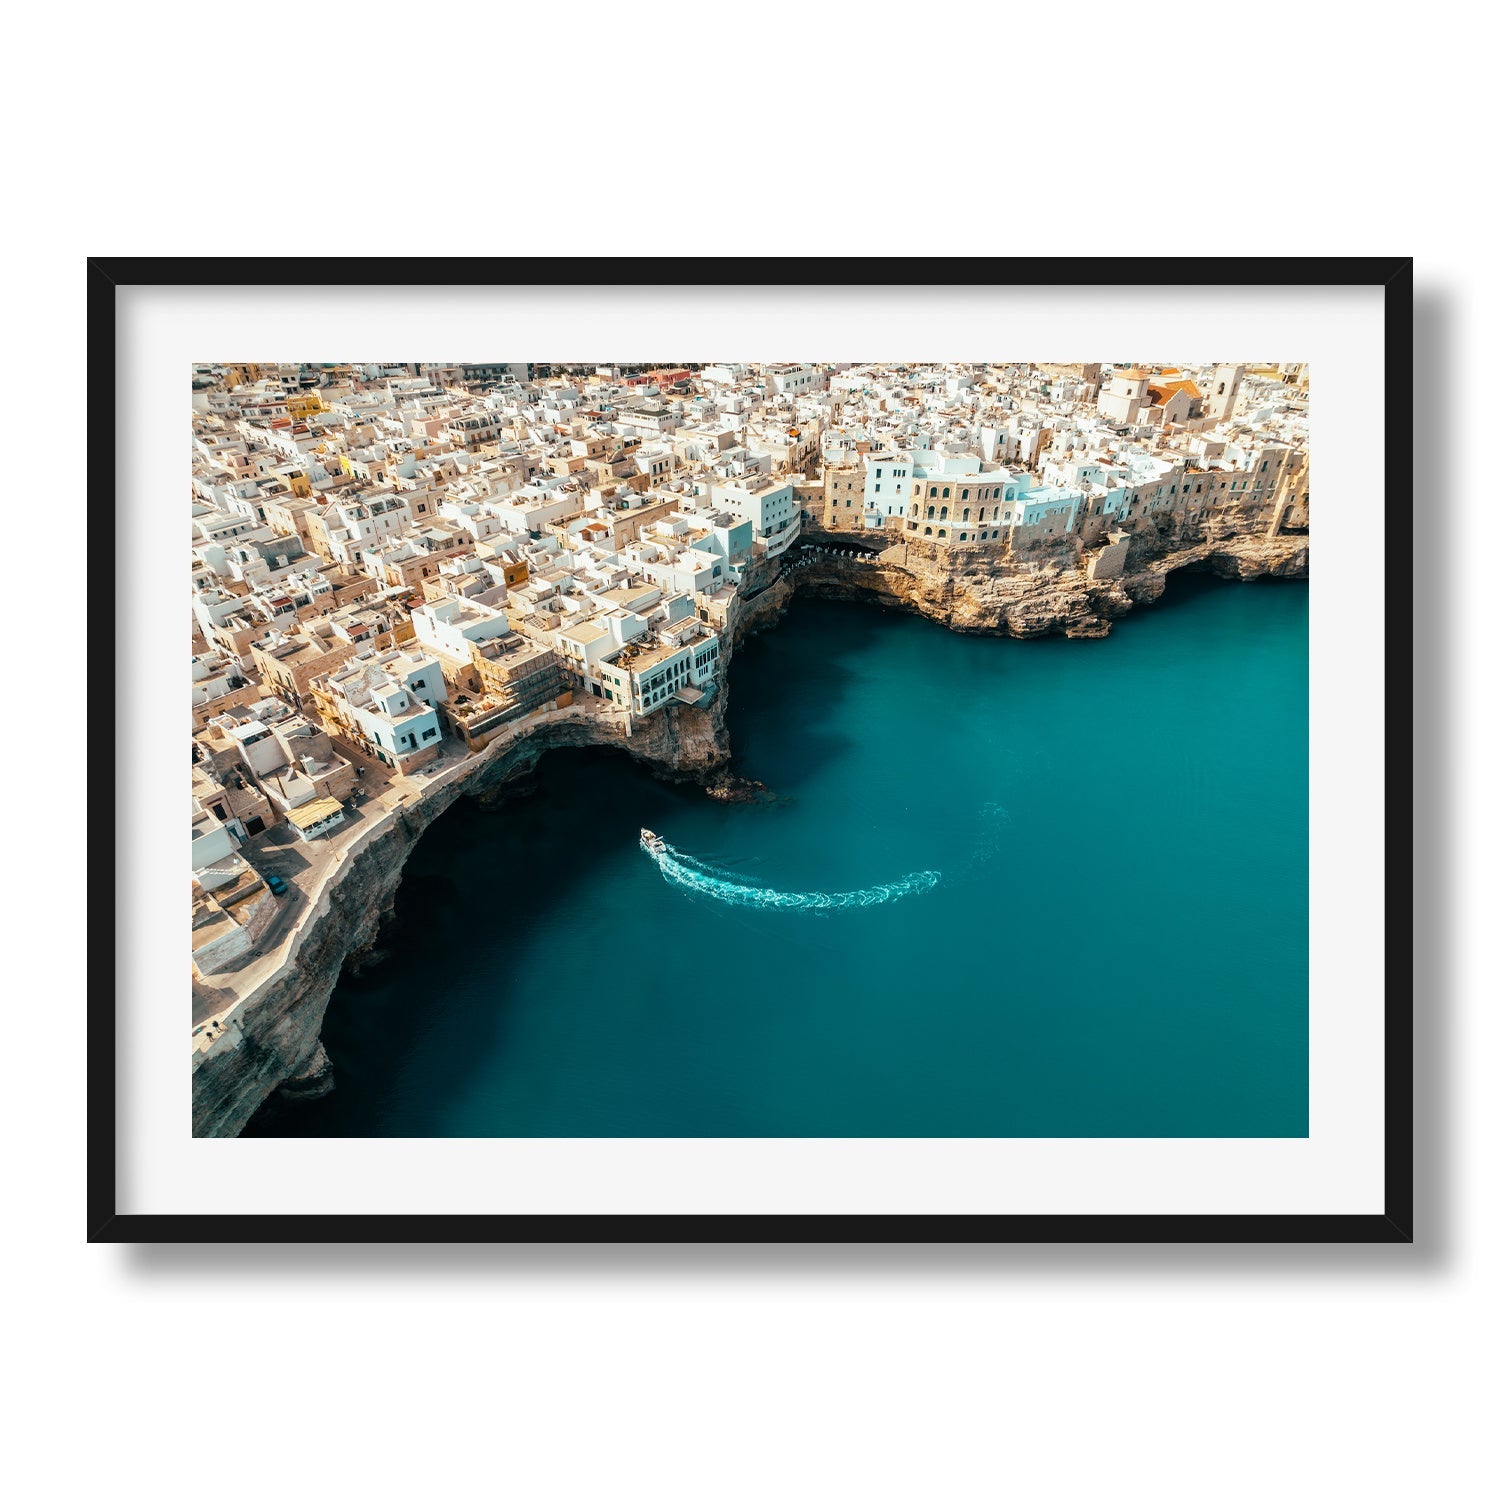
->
189, 359, 1311, 1131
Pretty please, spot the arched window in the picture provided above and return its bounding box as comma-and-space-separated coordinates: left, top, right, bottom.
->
959, 532, 967, 541
961, 489, 969, 500
927, 505, 935, 518
938, 529, 947, 539
923, 526, 932, 535
939, 506, 948, 520
943, 487, 951, 498
962, 508, 970, 521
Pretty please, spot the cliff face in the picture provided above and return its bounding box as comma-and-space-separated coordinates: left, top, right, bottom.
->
196, 522, 1307, 1137
191, 702, 728, 1139
791, 526, 1308, 639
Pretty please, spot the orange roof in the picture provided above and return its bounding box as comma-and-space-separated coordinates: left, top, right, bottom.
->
1148, 379, 1201, 405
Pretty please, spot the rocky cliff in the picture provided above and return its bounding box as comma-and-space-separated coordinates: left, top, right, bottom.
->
196, 522, 1307, 1136
790, 525, 1308, 639
192, 701, 728, 1138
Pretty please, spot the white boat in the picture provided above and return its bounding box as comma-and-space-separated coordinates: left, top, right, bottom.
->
640, 827, 666, 854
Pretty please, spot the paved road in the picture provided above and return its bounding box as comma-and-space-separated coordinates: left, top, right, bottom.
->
190, 704, 618, 1032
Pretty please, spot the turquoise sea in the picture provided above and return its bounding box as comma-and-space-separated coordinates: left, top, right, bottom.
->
248, 573, 1309, 1139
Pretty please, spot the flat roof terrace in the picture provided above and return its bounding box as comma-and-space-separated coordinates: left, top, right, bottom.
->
432, 598, 503, 629
559, 619, 610, 646
259, 634, 340, 663
608, 635, 686, 672
598, 584, 660, 611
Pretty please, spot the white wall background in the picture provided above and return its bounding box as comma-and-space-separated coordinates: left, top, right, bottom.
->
3, 5, 1491, 1499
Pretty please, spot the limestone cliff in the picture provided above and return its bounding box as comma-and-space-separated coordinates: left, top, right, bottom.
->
789, 526, 1308, 639
192, 702, 728, 1138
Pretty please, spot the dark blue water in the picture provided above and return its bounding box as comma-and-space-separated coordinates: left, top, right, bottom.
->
249, 574, 1308, 1138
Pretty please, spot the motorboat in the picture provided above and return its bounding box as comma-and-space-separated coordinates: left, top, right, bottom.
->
640, 827, 666, 854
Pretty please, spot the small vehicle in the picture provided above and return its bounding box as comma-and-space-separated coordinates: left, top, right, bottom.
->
264, 872, 289, 897
640, 827, 666, 855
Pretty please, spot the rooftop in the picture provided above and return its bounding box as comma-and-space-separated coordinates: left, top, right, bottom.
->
608, 634, 690, 672
285, 796, 346, 831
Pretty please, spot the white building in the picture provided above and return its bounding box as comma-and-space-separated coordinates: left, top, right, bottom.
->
767, 364, 823, 397
1097, 370, 1151, 425
318, 496, 413, 565
411, 597, 512, 665
318, 648, 446, 772
191, 808, 241, 892
699, 477, 800, 558
1205, 364, 1245, 422
861, 452, 914, 525
595, 622, 723, 716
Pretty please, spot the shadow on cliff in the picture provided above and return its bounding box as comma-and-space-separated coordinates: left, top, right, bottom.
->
243, 748, 712, 1139
1143, 565, 1302, 617
725, 596, 863, 793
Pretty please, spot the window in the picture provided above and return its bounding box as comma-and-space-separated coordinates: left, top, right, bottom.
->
421, 726, 437, 740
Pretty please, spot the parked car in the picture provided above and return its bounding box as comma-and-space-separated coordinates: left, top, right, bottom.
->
264, 872, 289, 897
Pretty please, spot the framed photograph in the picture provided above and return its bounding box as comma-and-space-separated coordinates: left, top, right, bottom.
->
92, 257, 1412, 1243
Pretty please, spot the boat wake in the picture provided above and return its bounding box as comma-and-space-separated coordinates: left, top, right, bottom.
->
639, 804, 1005, 913
641, 833, 941, 912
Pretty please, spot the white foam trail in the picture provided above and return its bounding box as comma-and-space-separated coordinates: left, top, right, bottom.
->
643, 837, 939, 911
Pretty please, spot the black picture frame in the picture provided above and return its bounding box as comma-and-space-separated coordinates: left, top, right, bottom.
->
90, 256, 1414, 1244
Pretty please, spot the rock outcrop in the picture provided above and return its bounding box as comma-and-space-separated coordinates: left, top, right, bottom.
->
195, 522, 1307, 1137
787, 526, 1308, 639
